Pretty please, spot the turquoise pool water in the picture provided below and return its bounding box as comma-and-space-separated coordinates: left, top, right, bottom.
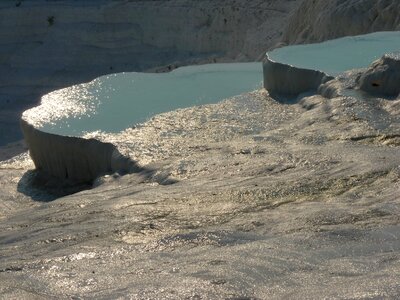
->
24, 63, 263, 136
24, 31, 400, 137
268, 31, 400, 75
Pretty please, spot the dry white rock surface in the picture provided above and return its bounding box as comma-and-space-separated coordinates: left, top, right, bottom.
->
1, 86, 400, 298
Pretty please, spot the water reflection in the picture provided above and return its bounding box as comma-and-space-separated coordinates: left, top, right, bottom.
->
23, 63, 262, 136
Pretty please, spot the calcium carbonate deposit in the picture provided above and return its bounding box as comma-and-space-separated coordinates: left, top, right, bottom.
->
1, 0, 400, 299
269, 31, 400, 75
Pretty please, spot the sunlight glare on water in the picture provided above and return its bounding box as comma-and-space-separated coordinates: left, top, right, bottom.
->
23, 63, 262, 136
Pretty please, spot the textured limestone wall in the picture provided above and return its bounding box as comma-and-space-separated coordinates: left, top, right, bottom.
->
20, 119, 136, 182
282, 0, 400, 45
358, 54, 400, 97
263, 55, 333, 98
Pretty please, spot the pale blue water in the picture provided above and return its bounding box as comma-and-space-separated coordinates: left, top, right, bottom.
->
25, 32, 400, 137
268, 31, 400, 75
26, 63, 262, 136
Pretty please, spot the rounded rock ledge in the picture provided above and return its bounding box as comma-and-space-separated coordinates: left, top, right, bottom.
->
263, 54, 333, 98
358, 53, 400, 97
263, 31, 400, 99
19, 63, 262, 183
20, 118, 136, 183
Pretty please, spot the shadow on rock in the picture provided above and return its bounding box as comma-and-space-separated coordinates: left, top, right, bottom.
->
17, 169, 92, 202
269, 90, 317, 104
17, 163, 179, 202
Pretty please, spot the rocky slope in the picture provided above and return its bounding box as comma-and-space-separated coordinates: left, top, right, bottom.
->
282, 0, 400, 44
0, 1, 400, 298
1, 87, 400, 298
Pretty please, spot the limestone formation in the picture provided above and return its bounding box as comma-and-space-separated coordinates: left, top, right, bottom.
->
20, 119, 136, 182
358, 53, 400, 97
282, 0, 400, 45
2, 1, 400, 297
263, 55, 333, 98
0, 0, 302, 108
316, 54, 400, 100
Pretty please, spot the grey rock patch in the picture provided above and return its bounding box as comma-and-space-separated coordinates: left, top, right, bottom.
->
359, 53, 400, 97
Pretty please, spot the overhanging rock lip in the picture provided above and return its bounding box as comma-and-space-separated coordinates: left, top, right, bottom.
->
263, 54, 334, 99
264, 53, 332, 74
20, 118, 136, 183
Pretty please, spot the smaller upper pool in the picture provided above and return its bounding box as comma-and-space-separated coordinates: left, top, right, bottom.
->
268, 31, 400, 75
23, 63, 262, 136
